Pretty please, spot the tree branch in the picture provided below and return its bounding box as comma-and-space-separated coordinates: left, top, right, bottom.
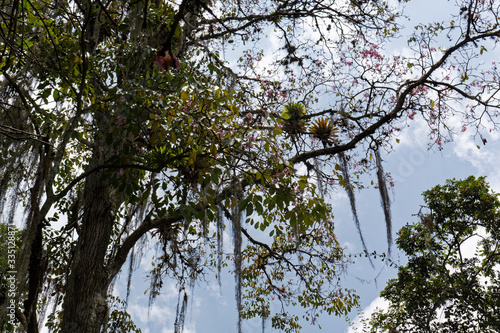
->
106, 214, 183, 286
159, 0, 192, 56
291, 29, 500, 164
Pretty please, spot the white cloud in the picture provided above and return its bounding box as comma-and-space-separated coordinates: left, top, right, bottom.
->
128, 302, 174, 326
460, 227, 487, 260
161, 325, 197, 333
393, 116, 431, 150
452, 135, 498, 173
341, 240, 356, 253
347, 297, 389, 333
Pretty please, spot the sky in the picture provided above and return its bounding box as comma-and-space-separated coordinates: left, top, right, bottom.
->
113, 1, 500, 333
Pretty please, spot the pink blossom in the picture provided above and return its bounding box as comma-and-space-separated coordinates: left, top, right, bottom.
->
155, 55, 166, 68
155, 50, 180, 70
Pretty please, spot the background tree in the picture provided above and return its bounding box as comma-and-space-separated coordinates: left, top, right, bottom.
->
1, 0, 500, 332
365, 176, 500, 332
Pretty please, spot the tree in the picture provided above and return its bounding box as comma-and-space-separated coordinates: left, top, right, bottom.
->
365, 176, 500, 332
1, 0, 500, 332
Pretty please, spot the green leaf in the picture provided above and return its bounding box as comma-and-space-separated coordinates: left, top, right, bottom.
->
246, 202, 254, 216
188, 150, 196, 164
180, 91, 189, 101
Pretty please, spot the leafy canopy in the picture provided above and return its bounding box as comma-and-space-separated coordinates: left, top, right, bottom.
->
365, 176, 500, 332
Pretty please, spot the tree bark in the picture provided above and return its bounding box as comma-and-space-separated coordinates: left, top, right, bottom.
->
60, 111, 123, 333
60, 161, 115, 333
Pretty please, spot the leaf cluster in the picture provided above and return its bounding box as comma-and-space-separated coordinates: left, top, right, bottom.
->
367, 176, 500, 332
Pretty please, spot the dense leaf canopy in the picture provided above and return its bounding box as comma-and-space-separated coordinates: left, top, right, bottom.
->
365, 176, 500, 332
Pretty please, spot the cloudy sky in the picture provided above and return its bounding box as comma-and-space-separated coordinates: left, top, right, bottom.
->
111, 1, 500, 332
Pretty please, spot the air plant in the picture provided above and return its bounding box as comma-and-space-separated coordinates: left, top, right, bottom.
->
309, 117, 338, 147
282, 102, 308, 135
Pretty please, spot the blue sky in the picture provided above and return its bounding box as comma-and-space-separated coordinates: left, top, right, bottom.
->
111, 1, 500, 332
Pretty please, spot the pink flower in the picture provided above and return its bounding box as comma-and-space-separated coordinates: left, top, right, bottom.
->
155, 55, 166, 68
155, 50, 180, 71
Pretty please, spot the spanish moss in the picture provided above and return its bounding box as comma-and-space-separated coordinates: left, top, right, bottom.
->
232, 201, 243, 333
174, 288, 188, 333
375, 149, 392, 256
339, 152, 374, 269
216, 205, 224, 288
124, 247, 135, 311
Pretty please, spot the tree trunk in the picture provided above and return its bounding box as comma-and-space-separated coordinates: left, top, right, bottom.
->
24, 219, 44, 333
60, 163, 115, 333
60, 117, 123, 333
